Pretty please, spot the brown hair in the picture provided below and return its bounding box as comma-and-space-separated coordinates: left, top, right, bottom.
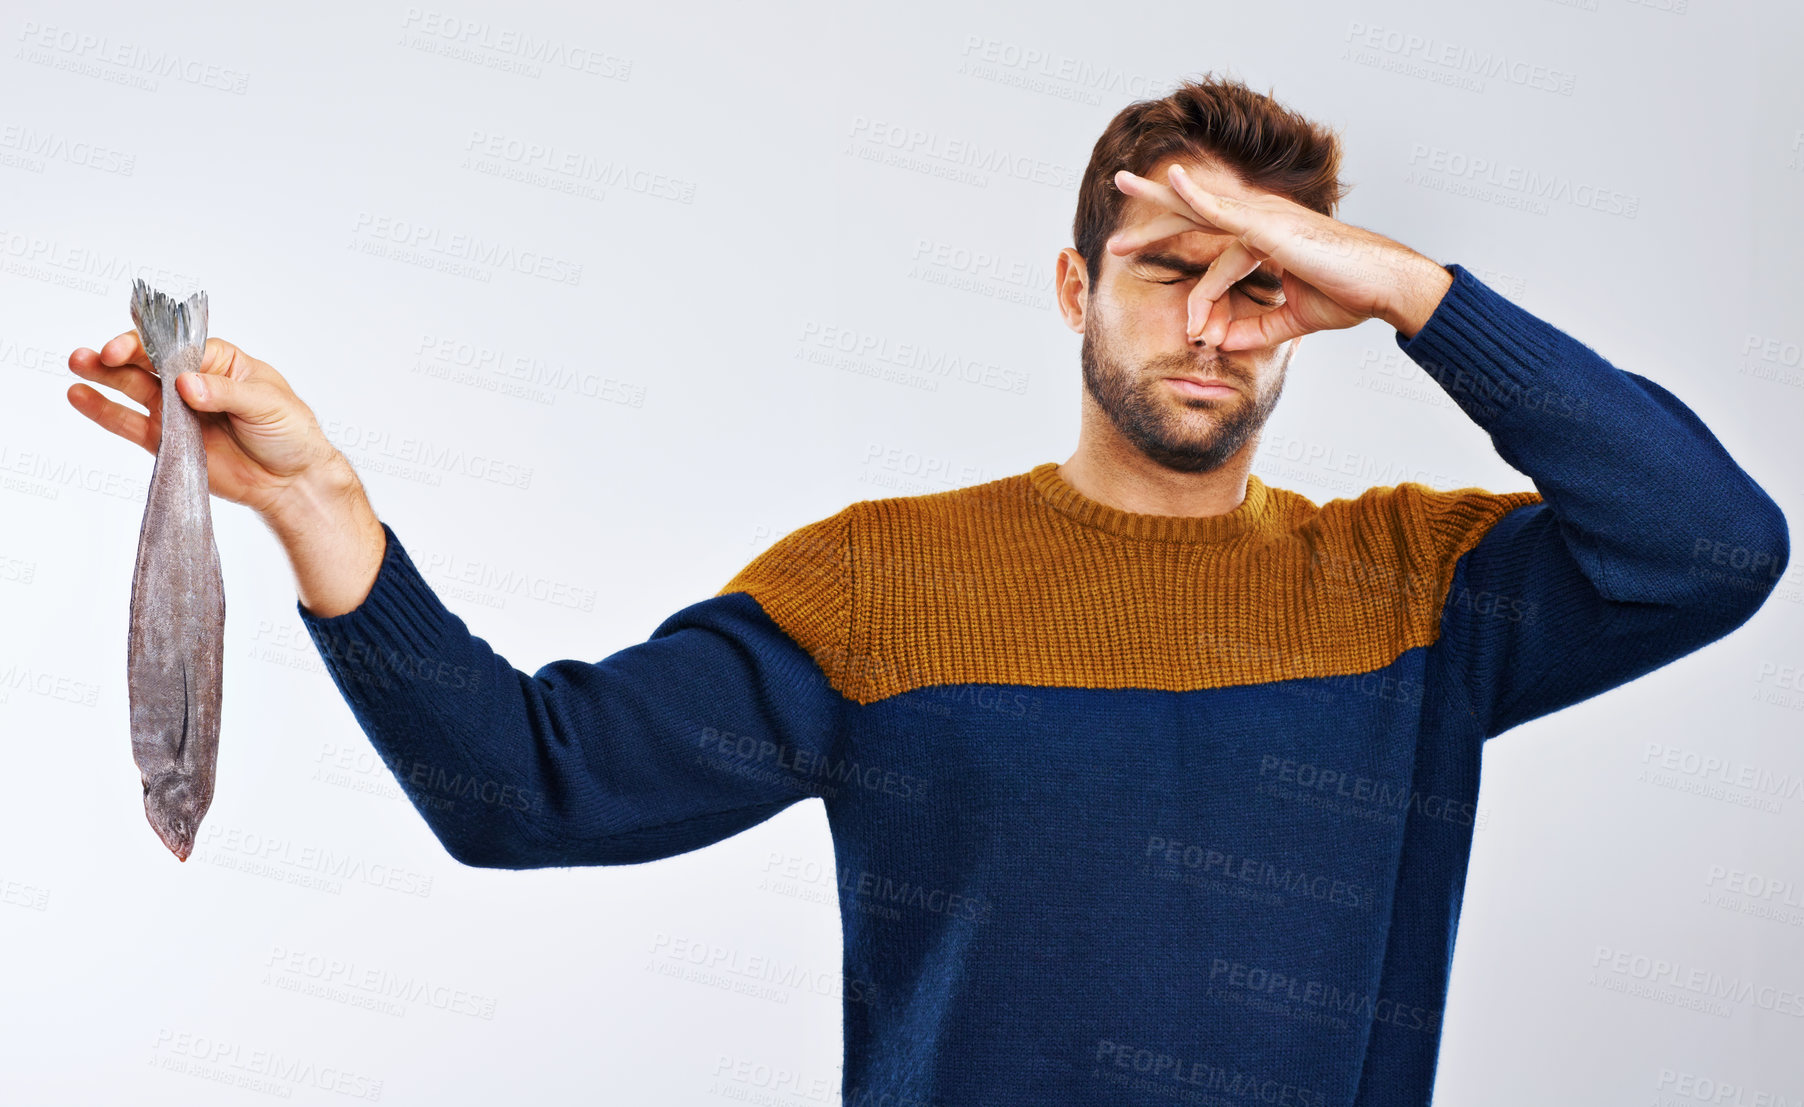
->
1073, 71, 1349, 288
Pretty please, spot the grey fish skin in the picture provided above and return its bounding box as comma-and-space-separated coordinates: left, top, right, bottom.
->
126, 278, 224, 862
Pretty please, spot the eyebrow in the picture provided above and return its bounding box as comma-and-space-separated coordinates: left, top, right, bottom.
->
1132, 249, 1285, 295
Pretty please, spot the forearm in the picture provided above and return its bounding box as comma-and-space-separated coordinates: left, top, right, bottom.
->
296, 528, 548, 868
262, 453, 387, 618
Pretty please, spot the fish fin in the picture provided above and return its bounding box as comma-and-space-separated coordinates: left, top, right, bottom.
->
176, 654, 190, 763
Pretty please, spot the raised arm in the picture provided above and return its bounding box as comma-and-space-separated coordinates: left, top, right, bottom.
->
1399, 265, 1789, 739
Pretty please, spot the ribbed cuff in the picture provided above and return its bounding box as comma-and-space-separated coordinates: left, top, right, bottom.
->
296, 522, 465, 692
1394, 263, 1563, 427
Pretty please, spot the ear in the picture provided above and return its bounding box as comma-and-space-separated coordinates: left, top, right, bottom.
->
1054, 248, 1089, 335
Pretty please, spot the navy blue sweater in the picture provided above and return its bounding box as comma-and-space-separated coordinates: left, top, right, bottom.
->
299, 264, 1788, 1105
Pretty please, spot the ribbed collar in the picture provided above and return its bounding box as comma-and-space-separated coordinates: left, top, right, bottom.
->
1026, 461, 1272, 543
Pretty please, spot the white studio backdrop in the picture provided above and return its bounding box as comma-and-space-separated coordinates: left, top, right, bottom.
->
2, 0, 1801, 1103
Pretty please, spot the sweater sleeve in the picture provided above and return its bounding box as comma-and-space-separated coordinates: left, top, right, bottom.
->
1400, 264, 1790, 740
296, 506, 858, 869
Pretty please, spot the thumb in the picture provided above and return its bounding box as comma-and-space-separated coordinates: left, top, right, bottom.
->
178, 370, 283, 422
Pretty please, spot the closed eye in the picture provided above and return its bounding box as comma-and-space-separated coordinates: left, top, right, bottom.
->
1154, 276, 1281, 307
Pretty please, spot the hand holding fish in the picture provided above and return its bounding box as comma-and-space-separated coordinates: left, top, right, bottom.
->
71, 309, 387, 611
67, 329, 349, 519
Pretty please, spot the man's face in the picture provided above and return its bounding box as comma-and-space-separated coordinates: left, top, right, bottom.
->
1059, 158, 1298, 474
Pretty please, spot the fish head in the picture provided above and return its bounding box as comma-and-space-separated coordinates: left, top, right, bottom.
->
144, 775, 208, 861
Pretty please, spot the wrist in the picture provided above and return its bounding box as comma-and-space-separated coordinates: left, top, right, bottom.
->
263, 449, 363, 541
1383, 255, 1455, 340
262, 450, 388, 619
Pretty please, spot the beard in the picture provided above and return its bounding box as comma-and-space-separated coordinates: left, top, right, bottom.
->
1079, 302, 1287, 474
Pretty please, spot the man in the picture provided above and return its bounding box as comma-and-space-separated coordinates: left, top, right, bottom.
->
68, 74, 1787, 1107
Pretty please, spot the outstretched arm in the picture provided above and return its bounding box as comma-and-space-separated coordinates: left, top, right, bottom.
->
298, 509, 857, 868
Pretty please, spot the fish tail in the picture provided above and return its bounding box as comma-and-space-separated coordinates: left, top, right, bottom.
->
128, 278, 209, 376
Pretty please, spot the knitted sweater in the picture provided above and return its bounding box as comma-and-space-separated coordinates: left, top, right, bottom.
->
298, 264, 1788, 1107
